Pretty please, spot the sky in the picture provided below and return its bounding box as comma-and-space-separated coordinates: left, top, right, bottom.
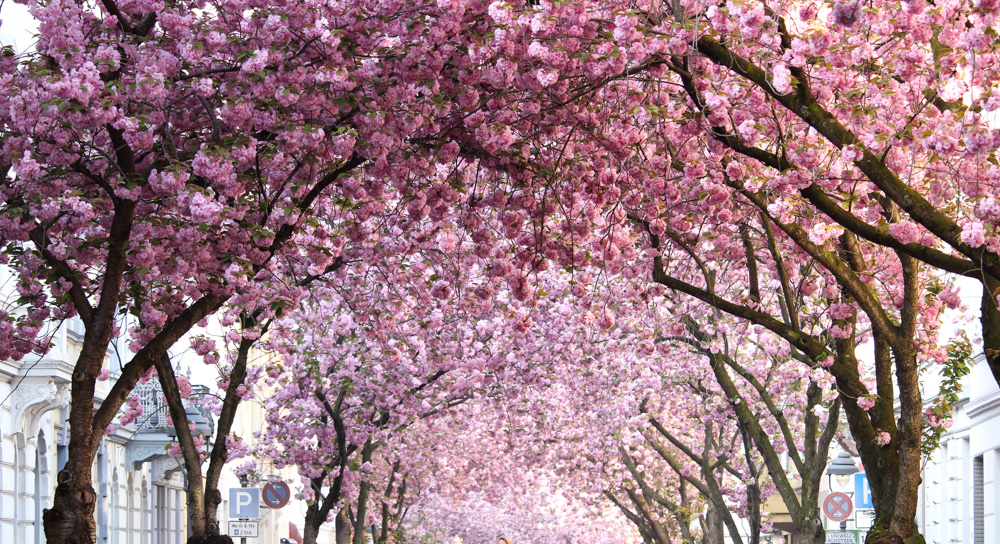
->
0, 1, 38, 54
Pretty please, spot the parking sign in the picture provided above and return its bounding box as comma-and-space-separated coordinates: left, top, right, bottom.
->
229, 488, 260, 519
854, 473, 873, 509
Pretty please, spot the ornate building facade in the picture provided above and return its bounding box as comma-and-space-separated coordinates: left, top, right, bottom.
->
0, 312, 197, 544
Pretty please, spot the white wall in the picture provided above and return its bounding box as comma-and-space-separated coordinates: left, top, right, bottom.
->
918, 354, 1000, 544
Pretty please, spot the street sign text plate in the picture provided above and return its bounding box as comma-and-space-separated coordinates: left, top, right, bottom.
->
229, 520, 260, 538
854, 508, 875, 529
825, 530, 859, 544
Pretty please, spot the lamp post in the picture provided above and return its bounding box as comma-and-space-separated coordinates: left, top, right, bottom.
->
168, 404, 215, 541
187, 404, 214, 440
826, 451, 858, 530
166, 404, 214, 443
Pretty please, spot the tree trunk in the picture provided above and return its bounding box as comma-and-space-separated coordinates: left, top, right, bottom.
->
623, 487, 672, 544
153, 354, 211, 540
303, 503, 327, 544
701, 502, 724, 544
201, 336, 255, 541
858, 348, 924, 544
353, 441, 375, 544
44, 454, 98, 544
188, 535, 235, 544
303, 466, 350, 544
336, 508, 353, 544
43, 353, 102, 544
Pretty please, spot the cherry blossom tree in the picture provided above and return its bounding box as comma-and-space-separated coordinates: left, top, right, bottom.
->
399, 397, 641, 544
0, 0, 498, 541
418, 3, 975, 543
639, 315, 841, 544
253, 245, 513, 544
5, 2, 991, 544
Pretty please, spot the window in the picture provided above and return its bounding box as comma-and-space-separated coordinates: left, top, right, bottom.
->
974, 455, 984, 544
66, 315, 86, 342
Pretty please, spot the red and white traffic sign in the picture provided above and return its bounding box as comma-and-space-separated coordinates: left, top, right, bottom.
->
262, 480, 291, 509
823, 492, 853, 522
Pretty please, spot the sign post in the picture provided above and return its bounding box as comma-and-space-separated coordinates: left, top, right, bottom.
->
231, 476, 261, 542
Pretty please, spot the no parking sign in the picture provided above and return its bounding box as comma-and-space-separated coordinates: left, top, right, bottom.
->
262, 480, 291, 509
823, 492, 853, 522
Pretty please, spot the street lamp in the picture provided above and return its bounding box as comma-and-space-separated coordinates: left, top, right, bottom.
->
826, 451, 858, 492
167, 405, 214, 442
186, 405, 214, 439
826, 451, 858, 530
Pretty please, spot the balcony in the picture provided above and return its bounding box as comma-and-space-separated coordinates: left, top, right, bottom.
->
123, 377, 214, 474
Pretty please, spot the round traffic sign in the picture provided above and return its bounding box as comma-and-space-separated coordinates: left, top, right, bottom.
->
262, 480, 291, 509
823, 492, 853, 522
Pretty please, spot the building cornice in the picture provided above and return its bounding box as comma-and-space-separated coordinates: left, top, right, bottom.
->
966, 388, 1000, 420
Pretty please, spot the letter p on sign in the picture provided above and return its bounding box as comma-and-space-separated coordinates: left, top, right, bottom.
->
229, 488, 260, 519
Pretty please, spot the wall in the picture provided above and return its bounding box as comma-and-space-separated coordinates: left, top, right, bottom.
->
918, 354, 1000, 544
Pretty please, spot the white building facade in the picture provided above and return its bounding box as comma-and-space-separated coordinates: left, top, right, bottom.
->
918, 354, 1000, 544
0, 314, 317, 544
0, 313, 194, 544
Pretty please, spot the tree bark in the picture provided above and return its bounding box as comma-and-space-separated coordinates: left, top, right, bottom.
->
303, 502, 327, 544
154, 354, 208, 537
45, 448, 98, 544
701, 502, 724, 544
200, 336, 255, 540
353, 441, 375, 544
623, 487, 672, 544
336, 508, 353, 544
981, 276, 1000, 387
41, 185, 138, 544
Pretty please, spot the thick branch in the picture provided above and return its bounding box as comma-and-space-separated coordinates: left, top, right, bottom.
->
91, 293, 226, 440
693, 35, 1000, 282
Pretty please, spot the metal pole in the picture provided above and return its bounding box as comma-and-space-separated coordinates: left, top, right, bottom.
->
240, 474, 249, 544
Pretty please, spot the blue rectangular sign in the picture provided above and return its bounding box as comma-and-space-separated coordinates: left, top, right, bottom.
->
855, 473, 873, 509
229, 488, 260, 519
